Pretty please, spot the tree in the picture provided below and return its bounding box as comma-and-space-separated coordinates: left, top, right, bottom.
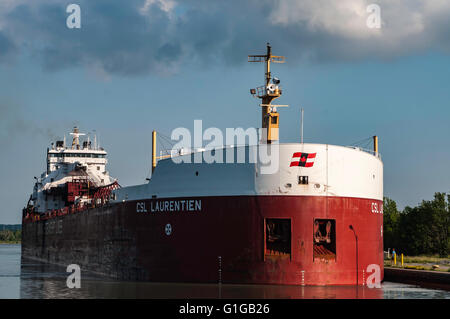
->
383, 197, 400, 250
427, 193, 449, 256
0, 229, 21, 242
383, 193, 449, 257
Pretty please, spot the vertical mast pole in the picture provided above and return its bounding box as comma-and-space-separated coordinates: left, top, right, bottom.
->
373, 135, 378, 156
262, 43, 272, 142
265, 43, 271, 86
152, 130, 157, 173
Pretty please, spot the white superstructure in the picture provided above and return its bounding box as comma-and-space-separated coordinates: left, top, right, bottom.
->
31, 127, 115, 213
112, 143, 382, 203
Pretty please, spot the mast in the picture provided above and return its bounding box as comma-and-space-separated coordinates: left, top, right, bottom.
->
152, 130, 157, 173
249, 43, 287, 143
151, 130, 172, 175
70, 126, 85, 150
373, 136, 378, 155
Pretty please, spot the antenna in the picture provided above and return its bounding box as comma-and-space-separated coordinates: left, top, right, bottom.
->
248, 43, 285, 86
301, 107, 304, 144
93, 130, 97, 150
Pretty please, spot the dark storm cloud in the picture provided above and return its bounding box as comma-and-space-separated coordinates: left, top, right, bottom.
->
1, 0, 179, 75
0, 0, 450, 75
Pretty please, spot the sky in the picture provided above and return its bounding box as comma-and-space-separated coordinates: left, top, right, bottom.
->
1, 0, 450, 223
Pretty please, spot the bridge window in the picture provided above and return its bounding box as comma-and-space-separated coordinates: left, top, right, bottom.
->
57, 152, 105, 158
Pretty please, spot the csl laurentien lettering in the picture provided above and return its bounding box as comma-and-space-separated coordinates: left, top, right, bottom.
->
137, 200, 202, 213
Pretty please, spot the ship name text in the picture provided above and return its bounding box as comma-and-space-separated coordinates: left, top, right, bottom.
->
136, 200, 202, 213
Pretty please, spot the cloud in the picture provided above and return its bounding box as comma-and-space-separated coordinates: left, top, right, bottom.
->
0, 0, 450, 75
140, 0, 175, 15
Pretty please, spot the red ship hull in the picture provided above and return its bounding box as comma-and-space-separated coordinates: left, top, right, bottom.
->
22, 195, 383, 286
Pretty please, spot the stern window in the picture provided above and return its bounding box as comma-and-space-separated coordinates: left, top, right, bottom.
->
265, 218, 291, 260
313, 219, 336, 261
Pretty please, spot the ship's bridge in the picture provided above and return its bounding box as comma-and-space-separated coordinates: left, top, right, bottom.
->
29, 127, 116, 213
46, 127, 108, 173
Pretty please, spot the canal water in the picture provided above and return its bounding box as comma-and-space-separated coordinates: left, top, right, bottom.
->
1, 244, 449, 299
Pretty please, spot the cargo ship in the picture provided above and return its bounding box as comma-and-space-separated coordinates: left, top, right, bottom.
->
22, 45, 384, 285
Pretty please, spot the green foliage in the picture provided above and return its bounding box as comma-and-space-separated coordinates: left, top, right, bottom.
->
0, 229, 21, 243
383, 197, 400, 249
383, 193, 450, 257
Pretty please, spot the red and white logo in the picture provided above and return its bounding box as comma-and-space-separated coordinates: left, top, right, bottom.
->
290, 152, 316, 167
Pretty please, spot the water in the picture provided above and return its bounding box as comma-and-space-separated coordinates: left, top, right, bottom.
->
1, 244, 449, 299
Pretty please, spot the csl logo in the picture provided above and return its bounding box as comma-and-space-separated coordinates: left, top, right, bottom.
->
371, 202, 383, 214
136, 202, 147, 213
165, 224, 172, 236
